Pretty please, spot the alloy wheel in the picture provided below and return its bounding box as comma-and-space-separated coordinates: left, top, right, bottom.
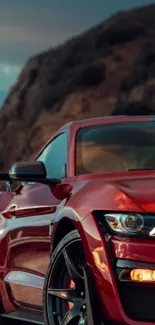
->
45, 238, 87, 325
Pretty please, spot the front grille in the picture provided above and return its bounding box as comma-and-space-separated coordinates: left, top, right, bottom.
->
118, 282, 155, 321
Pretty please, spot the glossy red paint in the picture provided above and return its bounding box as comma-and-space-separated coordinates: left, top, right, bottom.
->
80, 213, 155, 325
1, 115, 155, 324
111, 236, 155, 263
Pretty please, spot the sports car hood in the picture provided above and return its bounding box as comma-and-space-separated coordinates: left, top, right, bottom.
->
112, 176, 155, 213
71, 172, 155, 217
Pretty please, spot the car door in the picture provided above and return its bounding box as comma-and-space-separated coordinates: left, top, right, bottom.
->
3, 132, 70, 309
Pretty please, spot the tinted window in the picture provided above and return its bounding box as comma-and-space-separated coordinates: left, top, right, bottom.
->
76, 122, 155, 175
38, 133, 67, 178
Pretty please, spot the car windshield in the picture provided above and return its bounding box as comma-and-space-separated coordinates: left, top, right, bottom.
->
76, 122, 155, 175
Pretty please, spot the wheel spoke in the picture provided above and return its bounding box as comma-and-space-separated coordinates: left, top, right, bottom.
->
63, 248, 83, 284
61, 305, 80, 325
48, 288, 78, 302
78, 315, 87, 325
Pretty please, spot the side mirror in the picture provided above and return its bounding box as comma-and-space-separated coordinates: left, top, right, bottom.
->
9, 160, 61, 185
9, 160, 46, 181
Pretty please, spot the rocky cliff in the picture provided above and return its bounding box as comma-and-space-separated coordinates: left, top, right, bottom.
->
1, 4, 155, 172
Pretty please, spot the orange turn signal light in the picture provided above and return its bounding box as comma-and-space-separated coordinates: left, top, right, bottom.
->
130, 269, 155, 282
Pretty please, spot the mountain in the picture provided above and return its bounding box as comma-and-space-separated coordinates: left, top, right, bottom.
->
0, 3, 155, 173
0, 90, 7, 107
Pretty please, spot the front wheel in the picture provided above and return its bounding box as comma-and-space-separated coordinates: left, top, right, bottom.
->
43, 230, 98, 325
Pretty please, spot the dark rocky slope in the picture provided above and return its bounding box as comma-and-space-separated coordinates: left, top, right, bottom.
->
1, 4, 155, 172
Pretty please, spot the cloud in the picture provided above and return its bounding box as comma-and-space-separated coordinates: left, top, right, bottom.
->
0, 2, 80, 65
0, 0, 154, 66
0, 63, 21, 74
0, 63, 22, 90
0, 25, 71, 46
0, 0, 155, 92
0, 24, 71, 67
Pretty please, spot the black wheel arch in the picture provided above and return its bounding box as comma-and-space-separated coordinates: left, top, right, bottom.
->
52, 218, 77, 252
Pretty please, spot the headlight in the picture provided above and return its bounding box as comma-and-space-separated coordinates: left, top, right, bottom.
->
104, 213, 155, 236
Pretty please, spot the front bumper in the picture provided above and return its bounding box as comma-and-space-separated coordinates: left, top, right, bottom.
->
112, 237, 155, 323
81, 213, 155, 325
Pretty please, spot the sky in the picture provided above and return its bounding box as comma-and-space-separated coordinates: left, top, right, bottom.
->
0, 0, 155, 106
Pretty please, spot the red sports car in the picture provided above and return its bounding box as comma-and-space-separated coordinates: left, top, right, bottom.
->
1, 115, 155, 325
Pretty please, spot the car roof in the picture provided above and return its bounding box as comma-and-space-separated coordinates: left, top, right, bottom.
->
59, 115, 155, 132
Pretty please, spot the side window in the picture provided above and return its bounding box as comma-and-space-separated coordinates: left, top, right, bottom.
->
37, 133, 68, 179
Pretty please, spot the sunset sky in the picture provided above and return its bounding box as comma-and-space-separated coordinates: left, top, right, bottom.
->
0, 0, 154, 106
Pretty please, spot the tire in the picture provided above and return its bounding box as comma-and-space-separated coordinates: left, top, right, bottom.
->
43, 230, 87, 325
